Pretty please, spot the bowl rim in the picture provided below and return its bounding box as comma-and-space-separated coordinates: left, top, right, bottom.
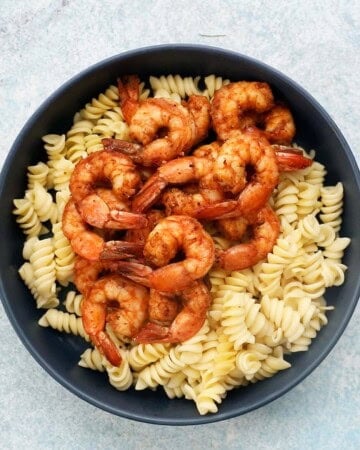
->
1, 43, 360, 425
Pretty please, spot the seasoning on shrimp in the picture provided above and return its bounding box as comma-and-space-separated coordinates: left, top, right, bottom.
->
113, 215, 215, 292
62, 199, 145, 261
135, 280, 211, 344
131, 153, 216, 213
195, 128, 279, 219
69, 149, 143, 229
211, 80, 274, 140
215, 204, 280, 271
74, 256, 141, 295
104, 75, 211, 166
81, 274, 148, 366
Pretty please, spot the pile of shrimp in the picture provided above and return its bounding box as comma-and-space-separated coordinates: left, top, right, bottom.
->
62, 75, 313, 366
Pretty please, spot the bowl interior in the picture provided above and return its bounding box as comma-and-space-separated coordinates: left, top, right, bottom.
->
1, 45, 359, 425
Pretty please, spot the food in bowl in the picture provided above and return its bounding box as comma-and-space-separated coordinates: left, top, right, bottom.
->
12, 71, 350, 416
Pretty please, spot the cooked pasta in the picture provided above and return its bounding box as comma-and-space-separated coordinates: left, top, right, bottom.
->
78, 348, 105, 372
102, 350, 133, 391
135, 348, 185, 390
27, 162, 49, 189
13, 196, 43, 237
149, 75, 204, 98
52, 222, 75, 286
128, 343, 170, 371
13, 74, 351, 416
63, 290, 83, 316
42, 134, 66, 160
38, 309, 89, 340
29, 183, 58, 224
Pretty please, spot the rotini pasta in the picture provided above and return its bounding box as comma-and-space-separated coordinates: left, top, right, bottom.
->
78, 348, 105, 372
63, 290, 83, 316
102, 350, 133, 391
52, 222, 75, 286
38, 309, 89, 340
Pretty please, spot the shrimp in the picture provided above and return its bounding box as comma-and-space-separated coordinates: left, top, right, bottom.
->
216, 216, 249, 242
135, 280, 211, 343
62, 199, 145, 261
215, 205, 280, 271
185, 94, 212, 146
131, 155, 214, 213
109, 75, 211, 166
211, 81, 274, 140
162, 186, 225, 217
74, 256, 139, 295
81, 274, 148, 366
262, 103, 296, 145
162, 141, 311, 217
147, 289, 179, 326
272, 146, 313, 171
112, 216, 215, 292
125, 209, 165, 247
69, 149, 143, 229
195, 128, 279, 220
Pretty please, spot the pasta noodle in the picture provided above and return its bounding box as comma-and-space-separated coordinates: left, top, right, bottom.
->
63, 290, 83, 316
13, 74, 351, 416
38, 309, 89, 340
78, 348, 105, 372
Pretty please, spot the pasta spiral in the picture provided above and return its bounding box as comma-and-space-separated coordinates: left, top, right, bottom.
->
78, 348, 105, 372
135, 348, 185, 390
38, 309, 89, 340
63, 290, 83, 316
52, 222, 75, 286
128, 343, 170, 371
102, 350, 133, 391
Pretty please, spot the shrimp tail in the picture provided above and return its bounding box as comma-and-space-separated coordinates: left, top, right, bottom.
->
91, 331, 123, 366
117, 75, 140, 123
274, 147, 313, 171
100, 241, 145, 260
102, 138, 142, 155
134, 322, 170, 343
109, 210, 148, 229
215, 246, 258, 271
194, 200, 239, 220
132, 177, 167, 213
106, 260, 153, 286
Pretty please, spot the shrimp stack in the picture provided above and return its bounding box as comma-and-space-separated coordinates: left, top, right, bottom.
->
62, 75, 313, 363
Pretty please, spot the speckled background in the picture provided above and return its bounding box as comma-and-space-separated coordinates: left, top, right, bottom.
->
0, 1, 359, 449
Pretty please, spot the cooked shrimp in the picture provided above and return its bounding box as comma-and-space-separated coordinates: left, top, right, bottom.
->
262, 103, 296, 145
216, 205, 280, 271
147, 289, 179, 326
131, 155, 214, 213
74, 256, 139, 295
216, 216, 249, 242
70, 149, 143, 229
62, 199, 144, 261
192, 141, 221, 160
195, 128, 279, 220
111, 75, 211, 166
272, 146, 313, 171
185, 94, 211, 146
162, 186, 225, 217
81, 274, 148, 365
135, 280, 211, 343
112, 216, 215, 292
160, 142, 224, 216
125, 209, 165, 247
211, 81, 274, 140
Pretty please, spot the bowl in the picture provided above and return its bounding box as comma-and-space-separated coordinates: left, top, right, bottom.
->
1, 44, 359, 425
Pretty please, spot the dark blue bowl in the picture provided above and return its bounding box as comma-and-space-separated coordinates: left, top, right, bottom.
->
1, 44, 359, 425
